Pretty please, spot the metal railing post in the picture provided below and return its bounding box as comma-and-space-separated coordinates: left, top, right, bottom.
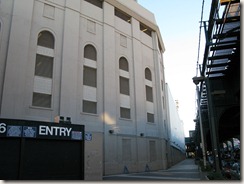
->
196, 86, 207, 169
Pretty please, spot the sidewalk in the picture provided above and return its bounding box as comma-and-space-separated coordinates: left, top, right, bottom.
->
167, 159, 199, 172
104, 159, 206, 181
160, 159, 202, 180
166, 159, 208, 180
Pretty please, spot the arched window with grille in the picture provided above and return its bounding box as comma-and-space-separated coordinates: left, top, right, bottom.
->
82, 44, 97, 114
84, 44, 97, 61
145, 68, 153, 102
145, 67, 154, 123
119, 57, 129, 71
83, 44, 97, 88
145, 67, 152, 81
32, 30, 55, 108
37, 31, 54, 49
119, 57, 130, 119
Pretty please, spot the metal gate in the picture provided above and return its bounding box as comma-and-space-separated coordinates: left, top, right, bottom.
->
0, 119, 85, 180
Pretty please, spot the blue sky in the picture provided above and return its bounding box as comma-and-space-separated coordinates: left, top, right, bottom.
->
138, 0, 212, 136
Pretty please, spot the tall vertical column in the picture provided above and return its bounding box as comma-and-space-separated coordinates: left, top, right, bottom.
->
1, 0, 34, 118
151, 32, 166, 168
103, 2, 117, 174
59, 0, 80, 122
131, 17, 146, 169
152, 32, 164, 138
131, 17, 144, 136
103, 2, 116, 130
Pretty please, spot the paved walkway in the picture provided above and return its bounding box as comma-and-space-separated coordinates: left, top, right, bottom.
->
103, 159, 203, 181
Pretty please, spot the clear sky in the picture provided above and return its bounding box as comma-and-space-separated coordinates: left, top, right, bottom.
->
138, 0, 212, 137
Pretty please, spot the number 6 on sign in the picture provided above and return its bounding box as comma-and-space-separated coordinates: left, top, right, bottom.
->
0, 123, 6, 133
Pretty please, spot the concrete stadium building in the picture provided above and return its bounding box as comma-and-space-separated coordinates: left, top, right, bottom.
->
0, 0, 185, 180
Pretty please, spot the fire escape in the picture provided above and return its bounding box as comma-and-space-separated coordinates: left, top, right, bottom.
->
193, 0, 240, 172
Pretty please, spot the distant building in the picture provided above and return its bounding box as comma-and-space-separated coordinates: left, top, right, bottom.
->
165, 84, 186, 164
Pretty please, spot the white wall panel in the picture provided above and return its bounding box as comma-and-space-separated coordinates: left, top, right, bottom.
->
83, 85, 97, 101
120, 94, 130, 108
37, 46, 54, 57
33, 76, 52, 95
84, 58, 97, 68
146, 101, 154, 113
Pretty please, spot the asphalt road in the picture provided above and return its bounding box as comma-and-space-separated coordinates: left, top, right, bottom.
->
103, 159, 201, 181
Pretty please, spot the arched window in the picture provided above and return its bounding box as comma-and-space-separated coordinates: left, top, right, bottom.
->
83, 44, 97, 88
32, 30, 55, 108
119, 57, 130, 119
145, 67, 154, 122
119, 57, 129, 71
119, 57, 130, 95
82, 44, 97, 114
84, 44, 97, 61
37, 31, 54, 49
145, 68, 152, 81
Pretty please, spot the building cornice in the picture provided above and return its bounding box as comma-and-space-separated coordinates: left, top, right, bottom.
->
105, 0, 165, 53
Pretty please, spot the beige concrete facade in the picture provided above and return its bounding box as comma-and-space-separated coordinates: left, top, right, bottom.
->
0, 0, 185, 180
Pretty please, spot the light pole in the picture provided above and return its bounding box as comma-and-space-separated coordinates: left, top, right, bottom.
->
192, 76, 221, 173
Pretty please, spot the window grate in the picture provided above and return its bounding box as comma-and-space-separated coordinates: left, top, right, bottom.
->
83, 100, 97, 114
32, 92, 51, 108
35, 54, 53, 78
84, 0, 103, 9
120, 77, 130, 95
147, 113, 154, 123
120, 107, 131, 119
83, 66, 97, 87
